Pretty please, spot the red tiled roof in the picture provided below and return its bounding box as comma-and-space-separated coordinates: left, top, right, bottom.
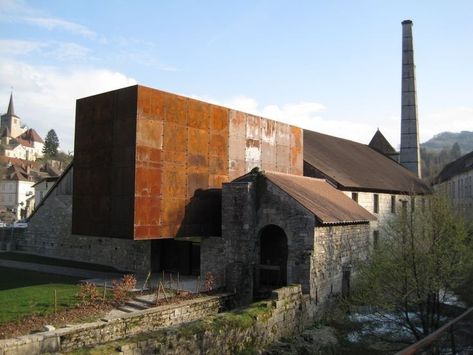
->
18, 128, 44, 143
15, 137, 34, 148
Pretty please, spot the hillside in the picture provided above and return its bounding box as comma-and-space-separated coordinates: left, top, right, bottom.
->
421, 131, 473, 153
420, 131, 473, 182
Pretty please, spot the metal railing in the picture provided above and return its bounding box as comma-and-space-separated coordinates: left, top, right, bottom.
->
396, 307, 473, 355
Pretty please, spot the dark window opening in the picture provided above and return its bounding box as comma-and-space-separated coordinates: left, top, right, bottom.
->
373, 230, 379, 249
391, 195, 396, 213
352, 192, 358, 203
373, 194, 379, 214
342, 266, 351, 297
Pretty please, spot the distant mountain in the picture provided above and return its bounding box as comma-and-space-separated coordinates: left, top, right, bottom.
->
420, 131, 473, 182
422, 131, 473, 154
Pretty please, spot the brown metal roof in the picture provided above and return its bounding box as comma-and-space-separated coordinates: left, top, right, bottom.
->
264, 171, 376, 225
304, 130, 431, 194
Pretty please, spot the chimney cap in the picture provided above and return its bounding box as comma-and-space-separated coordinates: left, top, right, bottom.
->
402, 20, 413, 25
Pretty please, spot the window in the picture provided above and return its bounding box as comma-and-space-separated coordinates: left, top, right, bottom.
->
373, 230, 379, 249
401, 200, 408, 213
391, 195, 396, 213
342, 266, 351, 297
351, 192, 358, 203
421, 198, 426, 212
373, 194, 379, 214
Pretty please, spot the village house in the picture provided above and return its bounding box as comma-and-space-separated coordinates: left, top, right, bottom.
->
0, 164, 35, 220
1, 94, 44, 162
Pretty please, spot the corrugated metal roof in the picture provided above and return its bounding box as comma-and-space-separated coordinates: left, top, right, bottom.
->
304, 130, 431, 194
264, 171, 376, 225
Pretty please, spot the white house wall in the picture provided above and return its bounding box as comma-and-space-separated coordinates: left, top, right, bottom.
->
435, 170, 473, 221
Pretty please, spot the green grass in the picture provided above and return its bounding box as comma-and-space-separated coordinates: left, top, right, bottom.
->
0, 252, 124, 272
0, 267, 82, 324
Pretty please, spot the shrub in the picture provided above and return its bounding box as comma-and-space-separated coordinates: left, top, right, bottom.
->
78, 282, 100, 305
112, 274, 137, 305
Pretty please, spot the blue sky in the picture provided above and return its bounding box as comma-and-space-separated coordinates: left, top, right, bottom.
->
0, 0, 472, 153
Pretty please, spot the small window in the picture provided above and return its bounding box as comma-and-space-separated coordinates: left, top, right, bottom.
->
342, 266, 351, 297
401, 200, 408, 213
391, 195, 396, 213
351, 192, 358, 203
421, 198, 426, 212
373, 194, 379, 214
373, 230, 379, 249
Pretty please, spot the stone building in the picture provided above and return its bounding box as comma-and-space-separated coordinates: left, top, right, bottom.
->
303, 130, 430, 243
19, 83, 429, 308
201, 170, 375, 306
433, 150, 473, 221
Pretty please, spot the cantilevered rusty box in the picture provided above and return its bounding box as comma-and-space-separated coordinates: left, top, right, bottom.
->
72, 85, 302, 240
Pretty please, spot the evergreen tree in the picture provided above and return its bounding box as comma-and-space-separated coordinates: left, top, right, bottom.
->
43, 129, 59, 157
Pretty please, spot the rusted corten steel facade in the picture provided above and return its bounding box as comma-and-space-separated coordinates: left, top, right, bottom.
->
72, 85, 303, 240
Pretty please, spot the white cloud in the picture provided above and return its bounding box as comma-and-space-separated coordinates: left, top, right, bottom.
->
194, 94, 377, 144
0, 59, 137, 152
421, 107, 473, 143
0, 0, 96, 39
0, 39, 45, 56
22, 17, 96, 39
0, 39, 90, 62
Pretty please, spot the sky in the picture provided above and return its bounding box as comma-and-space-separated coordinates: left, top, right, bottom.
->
0, 0, 472, 153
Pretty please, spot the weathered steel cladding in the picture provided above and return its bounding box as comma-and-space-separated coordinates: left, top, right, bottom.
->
73, 86, 137, 238
73, 85, 302, 240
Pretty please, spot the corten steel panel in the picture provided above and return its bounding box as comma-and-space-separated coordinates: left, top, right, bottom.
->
73, 84, 303, 240
73, 86, 137, 238
290, 126, 303, 175
134, 87, 165, 240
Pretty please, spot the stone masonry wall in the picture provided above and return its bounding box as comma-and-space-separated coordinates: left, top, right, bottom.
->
200, 237, 226, 289
220, 179, 315, 305
17, 194, 151, 273
81, 285, 313, 355
312, 223, 371, 302
343, 190, 416, 242
0, 294, 234, 355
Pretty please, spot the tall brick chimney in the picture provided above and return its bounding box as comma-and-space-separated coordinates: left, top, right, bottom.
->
400, 20, 421, 178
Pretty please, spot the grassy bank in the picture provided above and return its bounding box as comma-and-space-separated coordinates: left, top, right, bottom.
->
0, 267, 81, 324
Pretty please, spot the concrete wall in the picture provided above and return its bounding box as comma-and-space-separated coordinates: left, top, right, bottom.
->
0, 294, 234, 354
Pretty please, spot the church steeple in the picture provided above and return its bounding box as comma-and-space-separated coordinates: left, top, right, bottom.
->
6, 92, 15, 117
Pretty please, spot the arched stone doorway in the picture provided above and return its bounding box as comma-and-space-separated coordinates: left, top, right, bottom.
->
255, 224, 288, 299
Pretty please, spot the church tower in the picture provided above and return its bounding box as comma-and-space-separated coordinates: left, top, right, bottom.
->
1, 93, 24, 139
400, 20, 421, 178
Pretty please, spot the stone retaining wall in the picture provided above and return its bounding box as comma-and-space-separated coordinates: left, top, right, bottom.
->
86, 285, 315, 354
0, 294, 234, 355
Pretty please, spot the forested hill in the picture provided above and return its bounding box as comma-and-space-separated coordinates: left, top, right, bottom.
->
421, 131, 473, 153
420, 131, 473, 182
